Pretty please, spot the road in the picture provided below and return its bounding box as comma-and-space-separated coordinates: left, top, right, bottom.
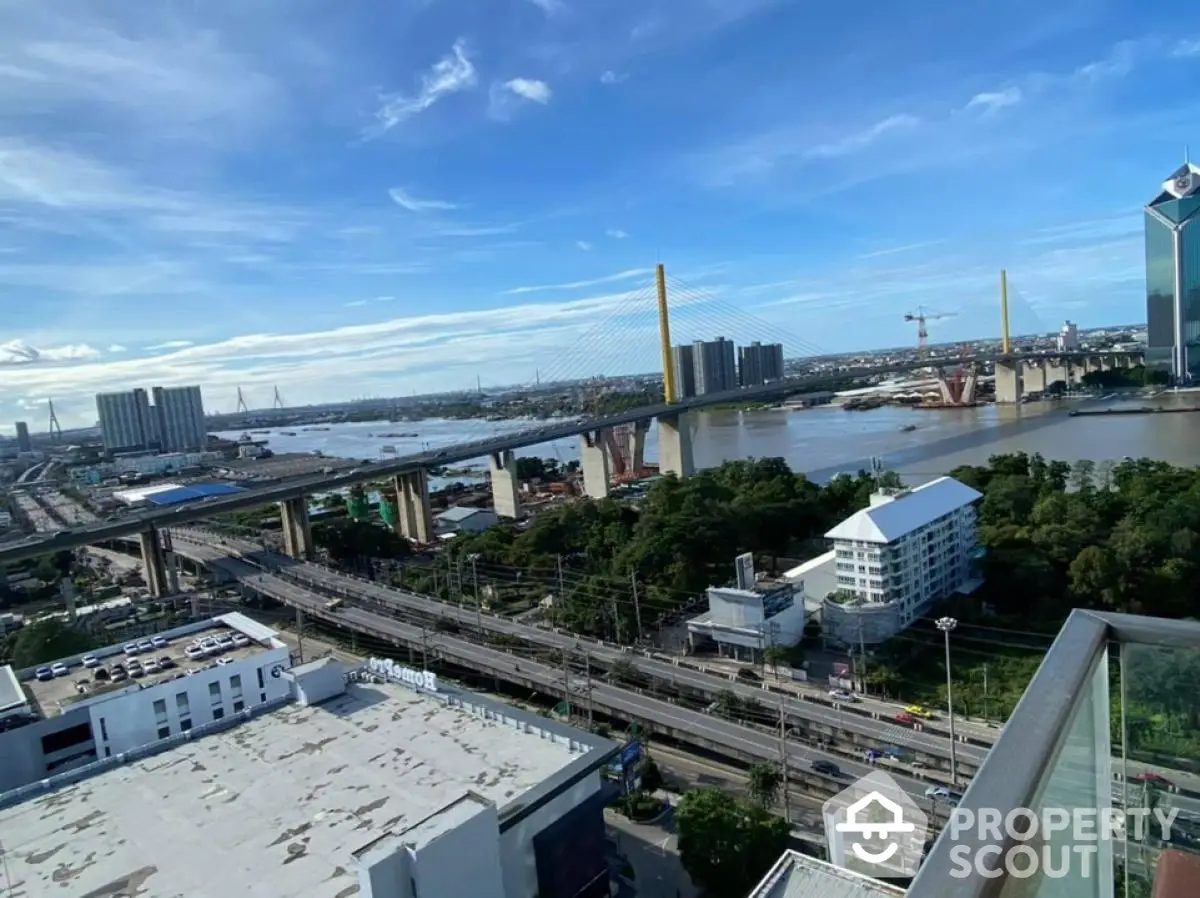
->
174, 528, 990, 767
0, 348, 1141, 565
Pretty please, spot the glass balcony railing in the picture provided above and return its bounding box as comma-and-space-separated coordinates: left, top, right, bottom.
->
911, 610, 1200, 898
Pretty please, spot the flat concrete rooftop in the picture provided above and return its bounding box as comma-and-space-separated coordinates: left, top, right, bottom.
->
24, 619, 275, 718
0, 680, 590, 898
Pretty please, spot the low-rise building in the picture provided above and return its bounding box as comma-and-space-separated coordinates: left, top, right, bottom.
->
687, 555, 805, 660
823, 477, 983, 646
436, 505, 500, 535
748, 849, 906, 897
0, 612, 291, 792
0, 645, 618, 898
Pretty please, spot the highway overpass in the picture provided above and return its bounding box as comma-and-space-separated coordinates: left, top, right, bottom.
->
0, 347, 1143, 571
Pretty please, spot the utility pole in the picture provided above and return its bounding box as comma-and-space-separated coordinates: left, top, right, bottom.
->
630, 571, 644, 644
556, 554, 565, 599
857, 616, 868, 691
937, 616, 959, 786
295, 607, 305, 664
777, 696, 791, 823
421, 625, 430, 672
982, 664, 989, 722
562, 648, 571, 722
471, 555, 483, 636
585, 650, 594, 731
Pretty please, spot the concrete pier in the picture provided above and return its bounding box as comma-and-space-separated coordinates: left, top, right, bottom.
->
138, 528, 169, 598
489, 450, 521, 519
580, 431, 611, 499
994, 360, 1020, 404
657, 411, 695, 478
278, 497, 313, 559
393, 469, 434, 544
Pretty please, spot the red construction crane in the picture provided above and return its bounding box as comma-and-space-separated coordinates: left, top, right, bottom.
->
904, 306, 955, 356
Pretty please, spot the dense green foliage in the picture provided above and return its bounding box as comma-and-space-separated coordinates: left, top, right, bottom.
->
412, 459, 898, 640
2, 619, 98, 668
313, 518, 409, 568
1079, 365, 1169, 389
676, 789, 790, 897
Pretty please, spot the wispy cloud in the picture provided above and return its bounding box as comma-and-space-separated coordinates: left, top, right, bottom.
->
575, 240, 593, 251
505, 78, 552, 104
600, 70, 627, 85
805, 115, 921, 159
857, 240, 947, 260
365, 40, 476, 138
345, 299, 368, 307
526, 0, 564, 15
388, 187, 459, 213
0, 339, 99, 365
107, 344, 127, 353
145, 340, 193, 351
437, 223, 520, 238
965, 87, 1023, 115
605, 228, 629, 239
1173, 39, 1200, 58
501, 268, 652, 296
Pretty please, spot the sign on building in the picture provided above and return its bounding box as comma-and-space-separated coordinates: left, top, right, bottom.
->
366, 657, 438, 693
734, 553, 755, 590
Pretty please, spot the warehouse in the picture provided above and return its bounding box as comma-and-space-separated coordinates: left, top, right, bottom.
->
0, 651, 619, 898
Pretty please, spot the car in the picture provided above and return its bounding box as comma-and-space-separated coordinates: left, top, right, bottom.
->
151, 636, 169, 649
110, 666, 128, 682
812, 760, 841, 777
81, 654, 100, 668
736, 668, 762, 682
123, 642, 141, 656
216, 657, 233, 666
50, 662, 69, 677
137, 640, 154, 654
34, 666, 54, 682
93, 667, 111, 682
1133, 772, 1175, 789
925, 786, 951, 801
141, 659, 160, 674
231, 634, 251, 648
905, 704, 934, 719
829, 689, 858, 702
185, 645, 206, 660
158, 656, 175, 670
894, 712, 916, 724
325, 598, 345, 612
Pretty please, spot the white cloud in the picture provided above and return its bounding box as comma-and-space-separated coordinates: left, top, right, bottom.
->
0, 340, 100, 365
388, 187, 459, 213
965, 87, 1023, 115
804, 114, 921, 159
504, 78, 552, 104
1173, 39, 1200, 58
576, 240, 593, 251
605, 228, 629, 239
501, 268, 651, 295
600, 70, 627, 85
365, 40, 477, 138
527, 0, 564, 14
145, 340, 193, 351
345, 299, 368, 307
375, 295, 395, 302
107, 344, 127, 353
437, 223, 520, 238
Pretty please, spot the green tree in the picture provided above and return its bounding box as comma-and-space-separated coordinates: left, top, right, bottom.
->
9, 619, 97, 668
676, 789, 790, 898
762, 645, 789, 676
313, 519, 410, 568
746, 762, 783, 809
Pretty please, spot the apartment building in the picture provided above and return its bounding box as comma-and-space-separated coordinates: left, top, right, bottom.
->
96, 388, 155, 454
692, 337, 738, 395
152, 385, 208, 452
738, 341, 785, 387
823, 476, 983, 646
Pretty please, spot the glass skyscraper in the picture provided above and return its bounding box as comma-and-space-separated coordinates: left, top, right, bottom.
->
1145, 162, 1200, 379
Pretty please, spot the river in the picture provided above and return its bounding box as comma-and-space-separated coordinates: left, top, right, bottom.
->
215, 392, 1200, 486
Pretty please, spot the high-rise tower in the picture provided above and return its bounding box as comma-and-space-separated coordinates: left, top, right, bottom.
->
1145, 160, 1200, 380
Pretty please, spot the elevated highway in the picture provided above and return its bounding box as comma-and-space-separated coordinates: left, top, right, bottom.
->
0, 347, 1142, 566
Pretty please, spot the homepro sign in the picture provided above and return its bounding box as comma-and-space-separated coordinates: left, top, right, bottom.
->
367, 657, 438, 693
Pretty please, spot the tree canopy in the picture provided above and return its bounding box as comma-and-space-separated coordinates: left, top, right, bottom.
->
676, 789, 790, 897
4, 619, 98, 668
411, 458, 895, 640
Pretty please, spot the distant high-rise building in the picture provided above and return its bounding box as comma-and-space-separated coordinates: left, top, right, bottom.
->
693, 337, 737, 395
738, 341, 786, 387
670, 344, 697, 400
152, 385, 208, 452
1056, 321, 1080, 353
14, 421, 30, 453
96, 389, 155, 454
1145, 161, 1200, 379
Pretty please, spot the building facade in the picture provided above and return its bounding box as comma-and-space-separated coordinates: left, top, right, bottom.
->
152, 385, 208, 452
670, 344, 697, 399
1145, 161, 1200, 379
13, 421, 30, 453
824, 477, 983, 646
96, 388, 155, 454
1056, 320, 1080, 353
738, 341, 786, 387
692, 337, 737, 395
0, 612, 291, 793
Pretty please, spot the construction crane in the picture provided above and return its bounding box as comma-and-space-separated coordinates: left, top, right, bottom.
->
904, 306, 955, 356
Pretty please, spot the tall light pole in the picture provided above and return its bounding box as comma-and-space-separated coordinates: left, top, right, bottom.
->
937, 616, 959, 787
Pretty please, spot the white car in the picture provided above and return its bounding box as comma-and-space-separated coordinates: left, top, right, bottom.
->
51, 662, 69, 677
123, 642, 141, 656
151, 635, 169, 649
81, 654, 100, 669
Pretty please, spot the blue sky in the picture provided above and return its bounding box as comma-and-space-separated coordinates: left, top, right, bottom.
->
1, 0, 1198, 429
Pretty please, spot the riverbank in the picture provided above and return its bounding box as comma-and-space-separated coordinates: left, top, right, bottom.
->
1069, 406, 1200, 417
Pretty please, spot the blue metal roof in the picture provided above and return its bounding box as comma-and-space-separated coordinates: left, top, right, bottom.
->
146, 483, 245, 507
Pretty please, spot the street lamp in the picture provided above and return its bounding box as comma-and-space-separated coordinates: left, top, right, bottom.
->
937, 616, 959, 787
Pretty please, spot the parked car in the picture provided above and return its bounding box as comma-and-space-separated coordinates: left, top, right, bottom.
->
50, 662, 68, 677
812, 760, 841, 777
81, 654, 100, 669
736, 668, 762, 683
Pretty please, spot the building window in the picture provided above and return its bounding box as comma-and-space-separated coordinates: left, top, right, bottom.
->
256, 667, 265, 690
233, 700, 245, 713
209, 681, 222, 702
212, 707, 225, 720
230, 674, 243, 703
176, 692, 190, 713
180, 718, 192, 731
99, 718, 109, 741
157, 726, 171, 739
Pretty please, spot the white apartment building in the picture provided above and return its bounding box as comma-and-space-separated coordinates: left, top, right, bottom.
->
1057, 320, 1081, 352
823, 477, 983, 646
0, 612, 291, 792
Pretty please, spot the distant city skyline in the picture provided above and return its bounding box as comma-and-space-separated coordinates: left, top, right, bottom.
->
0, 2, 1193, 428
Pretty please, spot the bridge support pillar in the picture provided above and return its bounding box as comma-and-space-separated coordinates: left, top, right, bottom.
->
1022, 360, 1047, 395
580, 431, 611, 499
279, 497, 313, 559
138, 527, 169, 598
393, 469, 434, 544
994, 360, 1020, 404
630, 420, 649, 471
657, 411, 695, 478
489, 450, 522, 519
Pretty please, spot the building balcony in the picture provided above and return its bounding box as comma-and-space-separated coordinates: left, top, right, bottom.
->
911, 610, 1200, 898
